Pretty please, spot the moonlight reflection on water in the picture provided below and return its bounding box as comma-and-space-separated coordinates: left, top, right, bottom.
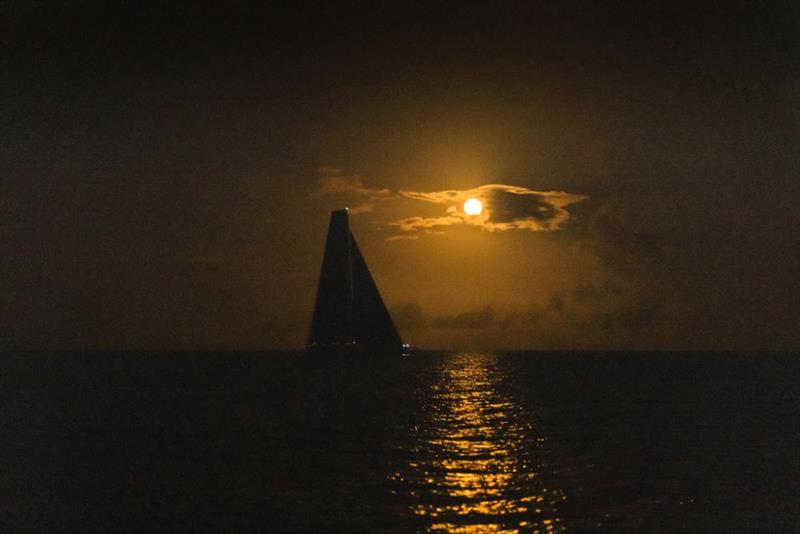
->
390, 353, 566, 533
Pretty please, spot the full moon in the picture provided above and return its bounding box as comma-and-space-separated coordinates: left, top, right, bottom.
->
463, 198, 483, 216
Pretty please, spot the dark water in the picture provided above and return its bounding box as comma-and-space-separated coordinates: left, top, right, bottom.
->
1, 351, 797, 532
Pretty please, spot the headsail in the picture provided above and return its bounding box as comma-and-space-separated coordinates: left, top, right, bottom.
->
351, 235, 403, 350
307, 209, 404, 352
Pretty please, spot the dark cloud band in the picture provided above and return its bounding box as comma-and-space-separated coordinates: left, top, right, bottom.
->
393, 184, 587, 235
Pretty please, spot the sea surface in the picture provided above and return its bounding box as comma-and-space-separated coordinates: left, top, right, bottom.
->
1, 351, 797, 533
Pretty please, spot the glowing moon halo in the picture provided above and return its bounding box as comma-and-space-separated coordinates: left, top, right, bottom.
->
463, 198, 483, 216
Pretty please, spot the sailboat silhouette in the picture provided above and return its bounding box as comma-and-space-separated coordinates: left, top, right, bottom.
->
307, 209, 407, 354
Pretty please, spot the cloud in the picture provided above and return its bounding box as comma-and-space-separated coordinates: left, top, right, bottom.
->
310, 176, 587, 236
388, 212, 463, 233
315, 165, 344, 176
591, 212, 664, 274
504, 283, 661, 348
310, 168, 392, 213
385, 234, 420, 242
390, 281, 664, 349
571, 281, 623, 303
391, 302, 510, 330
430, 306, 499, 329
391, 302, 427, 329
392, 184, 587, 235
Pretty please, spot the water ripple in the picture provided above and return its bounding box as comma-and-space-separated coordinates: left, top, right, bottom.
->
390, 353, 566, 533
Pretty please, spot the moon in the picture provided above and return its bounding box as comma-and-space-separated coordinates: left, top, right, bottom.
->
463, 198, 483, 216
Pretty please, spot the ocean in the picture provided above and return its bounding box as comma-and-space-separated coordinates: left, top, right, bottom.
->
1, 351, 797, 532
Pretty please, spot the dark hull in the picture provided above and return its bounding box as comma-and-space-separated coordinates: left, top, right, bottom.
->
306, 343, 409, 357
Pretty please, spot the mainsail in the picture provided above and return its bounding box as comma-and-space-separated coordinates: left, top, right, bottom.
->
307, 209, 404, 352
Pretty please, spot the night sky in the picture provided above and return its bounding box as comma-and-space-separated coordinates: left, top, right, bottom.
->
3, 1, 798, 350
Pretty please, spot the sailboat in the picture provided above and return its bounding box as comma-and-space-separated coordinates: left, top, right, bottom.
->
307, 208, 408, 354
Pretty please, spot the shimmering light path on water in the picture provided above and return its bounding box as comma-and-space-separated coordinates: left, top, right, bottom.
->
390, 353, 566, 533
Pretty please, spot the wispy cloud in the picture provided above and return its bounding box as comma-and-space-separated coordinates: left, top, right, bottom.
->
388, 213, 463, 233
310, 166, 392, 213
311, 174, 587, 236
385, 234, 420, 242
392, 184, 587, 234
